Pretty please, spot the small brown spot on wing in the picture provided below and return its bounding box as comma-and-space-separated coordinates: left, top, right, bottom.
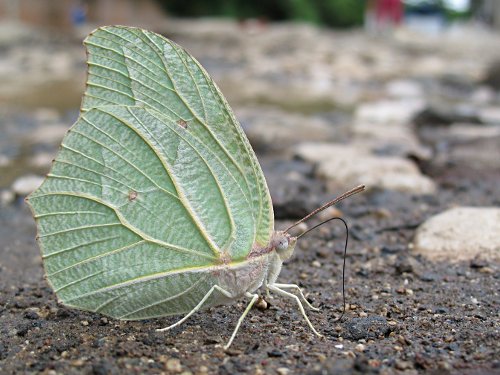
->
177, 119, 188, 129
128, 190, 138, 201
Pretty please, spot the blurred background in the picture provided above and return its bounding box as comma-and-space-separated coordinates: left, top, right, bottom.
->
0, 0, 499, 200
0, 0, 500, 198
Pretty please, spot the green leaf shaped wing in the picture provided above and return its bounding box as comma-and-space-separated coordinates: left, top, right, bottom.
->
27, 26, 273, 319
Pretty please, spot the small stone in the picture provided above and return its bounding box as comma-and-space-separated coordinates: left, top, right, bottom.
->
34, 108, 60, 123
198, 366, 209, 374
311, 260, 321, 268
479, 106, 500, 125
288, 222, 308, 237
438, 361, 452, 371
267, 349, 283, 358
256, 297, 268, 310
359, 312, 368, 318
479, 267, 494, 274
388, 321, 397, 326
81, 320, 89, 326
345, 317, 390, 340
334, 344, 344, 349
276, 368, 290, 375
393, 345, 403, 351
355, 343, 366, 352
317, 206, 343, 222
166, 358, 182, 373
30, 152, 55, 168
0, 190, 15, 205
30, 123, 68, 144
12, 175, 44, 196
395, 360, 413, 370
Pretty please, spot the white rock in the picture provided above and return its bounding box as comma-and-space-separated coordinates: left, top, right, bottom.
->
0, 189, 15, 205
237, 107, 336, 150
352, 121, 432, 160
355, 99, 426, 125
29, 152, 55, 168
295, 143, 436, 194
12, 175, 44, 196
33, 108, 61, 123
478, 106, 500, 125
0, 154, 11, 167
385, 79, 424, 98
30, 124, 68, 144
470, 86, 495, 105
414, 207, 500, 262
446, 124, 500, 141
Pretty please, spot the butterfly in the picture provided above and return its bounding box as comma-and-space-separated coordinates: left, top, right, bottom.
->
27, 26, 364, 349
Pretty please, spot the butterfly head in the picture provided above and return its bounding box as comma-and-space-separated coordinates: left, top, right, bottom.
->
273, 231, 297, 261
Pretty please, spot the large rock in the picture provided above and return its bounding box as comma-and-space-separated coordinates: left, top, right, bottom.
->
236, 107, 336, 151
295, 143, 436, 194
414, 207, 500, 262
352, 121, 431, 160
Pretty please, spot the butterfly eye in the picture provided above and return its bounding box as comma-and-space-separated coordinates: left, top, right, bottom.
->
276, 238, 289, 251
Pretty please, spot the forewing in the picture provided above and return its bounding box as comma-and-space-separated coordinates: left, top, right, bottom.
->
82, 26, 273, 250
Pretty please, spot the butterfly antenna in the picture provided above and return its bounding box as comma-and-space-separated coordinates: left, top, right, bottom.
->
298, 216, 349, 322
283, 185, 365, 234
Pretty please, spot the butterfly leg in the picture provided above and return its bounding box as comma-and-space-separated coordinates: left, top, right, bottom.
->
272, 283, 320, 311
157, 285, 233, 332
224, 292, 258, 350
262, 280, 272, 299
268, 284, 323, 337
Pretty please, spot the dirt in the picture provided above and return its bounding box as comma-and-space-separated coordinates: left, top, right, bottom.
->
1, 162, 499, 375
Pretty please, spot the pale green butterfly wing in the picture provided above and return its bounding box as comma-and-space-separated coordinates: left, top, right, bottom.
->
27, 26, 273, 319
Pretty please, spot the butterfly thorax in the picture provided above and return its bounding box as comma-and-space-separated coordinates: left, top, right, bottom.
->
212, 231, 297, 298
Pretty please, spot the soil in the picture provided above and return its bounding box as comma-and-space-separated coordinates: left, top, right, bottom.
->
1, 161, 499, 375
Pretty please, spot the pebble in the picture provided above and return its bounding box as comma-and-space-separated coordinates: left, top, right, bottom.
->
256, 297, 268, 310
276, 368, 290, 375
311, 260, 321, 267
0, 190, 15, 205
478, 106, 500, 124
344, 316, 390, 340
414, 207, 500, 262
12, 175, 44, 196
355, 343, 366, 352
395, 359, 413, 370
166, 358, 182, 373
